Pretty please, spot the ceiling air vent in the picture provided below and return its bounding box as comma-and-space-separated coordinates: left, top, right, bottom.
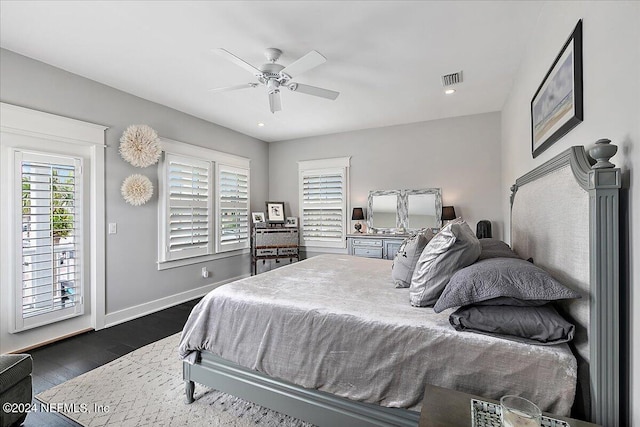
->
441, 71, 463, 87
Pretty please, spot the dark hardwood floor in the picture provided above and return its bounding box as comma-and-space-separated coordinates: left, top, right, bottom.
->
21, 298, 200, 426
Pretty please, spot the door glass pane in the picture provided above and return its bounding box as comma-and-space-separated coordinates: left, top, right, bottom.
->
21, 159, 79, 319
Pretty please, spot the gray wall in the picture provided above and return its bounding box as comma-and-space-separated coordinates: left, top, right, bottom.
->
499, 2, 640, 424
269, 112, 503, 245
0, 49, 269, 316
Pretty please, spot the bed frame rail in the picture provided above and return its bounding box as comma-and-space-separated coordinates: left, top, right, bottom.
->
183, 352, 420, 427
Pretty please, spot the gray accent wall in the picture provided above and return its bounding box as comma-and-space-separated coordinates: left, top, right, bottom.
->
499, 3, 640, 425
269, 112, 503, 247
0, 49, 269, 318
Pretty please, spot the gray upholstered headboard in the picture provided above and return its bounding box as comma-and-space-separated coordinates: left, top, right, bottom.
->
510, 144, 621, 427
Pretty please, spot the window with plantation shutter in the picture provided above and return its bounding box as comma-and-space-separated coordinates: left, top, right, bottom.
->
162, 153, 212, 261
157, 138, 251, 269
217, 165, 250, 252
18, 151, 84, 327
298, 158, 350, 249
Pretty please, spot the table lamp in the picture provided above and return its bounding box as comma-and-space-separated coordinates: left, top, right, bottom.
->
352, 207, 365, 233
442, 206, 457, 223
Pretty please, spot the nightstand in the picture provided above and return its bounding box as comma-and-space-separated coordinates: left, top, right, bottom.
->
419, 384, 600, 427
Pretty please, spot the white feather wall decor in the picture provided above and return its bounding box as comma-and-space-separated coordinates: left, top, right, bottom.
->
119, 124, 162, 167
121, 174, 154, 206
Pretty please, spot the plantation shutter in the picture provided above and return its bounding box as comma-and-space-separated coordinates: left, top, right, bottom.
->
299, 166, 347, 247
217, 165, 250, 252
18, 151, 83, 326
164, 153, 212, 261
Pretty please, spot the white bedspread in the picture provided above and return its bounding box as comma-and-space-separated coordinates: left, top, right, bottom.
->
178, 254, 576, 415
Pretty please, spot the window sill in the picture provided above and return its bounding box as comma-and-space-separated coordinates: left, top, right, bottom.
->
157, 248, 249, 271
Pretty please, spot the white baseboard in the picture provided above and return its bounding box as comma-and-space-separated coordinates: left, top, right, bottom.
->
103, 274, 249, 329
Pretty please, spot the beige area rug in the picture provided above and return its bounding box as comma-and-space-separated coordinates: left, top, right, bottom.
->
36, 333, 312, 426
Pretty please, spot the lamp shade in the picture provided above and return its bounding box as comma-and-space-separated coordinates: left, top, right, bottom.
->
352, 207, 365, 220
442, 206, 457, 221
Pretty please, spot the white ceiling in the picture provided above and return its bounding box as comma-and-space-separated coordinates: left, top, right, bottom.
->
0, 1, 544, 142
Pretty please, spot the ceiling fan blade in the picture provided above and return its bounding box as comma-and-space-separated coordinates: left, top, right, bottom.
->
209, 83, 258, 93
290, 83, 339, 100
269, 91, 282, 113
214, 48, 262, 76
280, 50, 326, 78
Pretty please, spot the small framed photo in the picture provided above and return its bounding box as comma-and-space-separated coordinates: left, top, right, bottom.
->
266, 201, 286, 224
285, 217, 298, 228
252, 212, 266, 224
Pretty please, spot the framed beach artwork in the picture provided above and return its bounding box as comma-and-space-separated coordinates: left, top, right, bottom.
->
531, 20, 583, 158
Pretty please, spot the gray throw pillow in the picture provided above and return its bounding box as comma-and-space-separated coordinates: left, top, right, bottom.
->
449, 304, 575, 345
391, 229, 435, 288
477, 238, 521, 261
409, 221, 481, 307
433, 257, 581, 313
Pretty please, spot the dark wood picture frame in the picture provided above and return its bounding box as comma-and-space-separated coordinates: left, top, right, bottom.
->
265, 201, 286, 224
531, 19, 583, 158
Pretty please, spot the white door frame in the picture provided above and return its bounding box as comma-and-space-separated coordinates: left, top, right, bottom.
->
0, 103, 107, 349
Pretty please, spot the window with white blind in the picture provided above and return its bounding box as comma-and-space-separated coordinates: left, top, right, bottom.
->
217, 165, 250, 252
298, 157, 350, 249
161, 153, 213, 262
17, 151, 84, 328
157, 138, 251, 269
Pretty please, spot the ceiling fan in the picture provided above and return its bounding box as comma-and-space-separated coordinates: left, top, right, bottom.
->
210, 47, 340, 113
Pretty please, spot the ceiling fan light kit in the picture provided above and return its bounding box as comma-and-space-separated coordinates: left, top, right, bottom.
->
212, 47, 340, 113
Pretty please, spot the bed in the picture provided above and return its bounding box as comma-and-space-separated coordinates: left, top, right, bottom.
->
179, 144, 621, 426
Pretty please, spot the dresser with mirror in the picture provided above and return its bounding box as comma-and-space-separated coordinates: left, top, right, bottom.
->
347, 188, 442, 259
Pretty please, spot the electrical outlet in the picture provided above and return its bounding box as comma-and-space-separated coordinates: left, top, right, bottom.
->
108, 223, 117, 234
201, 267, 210, 278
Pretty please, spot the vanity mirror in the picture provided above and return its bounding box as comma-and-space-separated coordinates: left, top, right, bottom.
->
406, 190, 442, 230
367, 188, 442, 233
369, 191, 400, 229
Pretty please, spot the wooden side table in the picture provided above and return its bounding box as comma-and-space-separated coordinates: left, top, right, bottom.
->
419, 384, 600, 427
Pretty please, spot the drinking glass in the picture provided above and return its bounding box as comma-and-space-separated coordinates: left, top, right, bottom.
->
500, 395, 542, 427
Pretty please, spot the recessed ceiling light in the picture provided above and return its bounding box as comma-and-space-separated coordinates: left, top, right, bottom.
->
445, 89, 456, 95
257, 122, 265, 127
